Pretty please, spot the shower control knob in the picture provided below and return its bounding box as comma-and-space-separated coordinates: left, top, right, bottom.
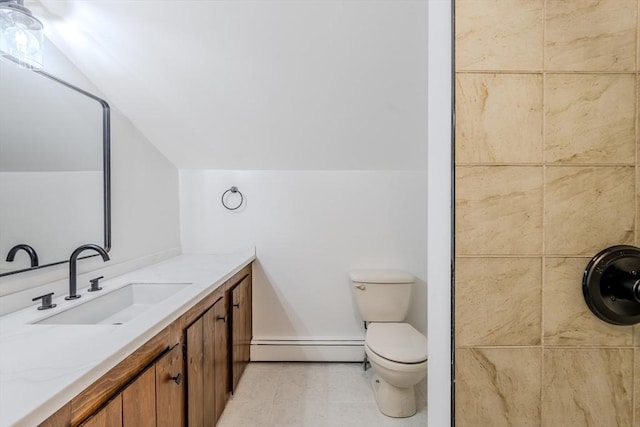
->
583, 245, 640, 325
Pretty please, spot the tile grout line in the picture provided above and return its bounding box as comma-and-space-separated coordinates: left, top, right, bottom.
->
541, 1, 547, 422
456, 163, 636, 169
634, 1, 640, 72
635, 0, 639, 419
456, 254, 592, 258
456, 70, 637, 75
636, 3, 639, 420
455, 163, 637, 167
456, 345, 639, 349
634, 347, 637, 427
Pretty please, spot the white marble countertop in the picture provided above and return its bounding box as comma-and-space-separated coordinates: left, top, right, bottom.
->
0, 249, 255, 427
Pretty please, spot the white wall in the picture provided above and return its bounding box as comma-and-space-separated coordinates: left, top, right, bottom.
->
180, 170, 426, 358
165, 1, 429, 362
43, 41, 182, 270
37, 0, 428, 171
0, 42, 181, 303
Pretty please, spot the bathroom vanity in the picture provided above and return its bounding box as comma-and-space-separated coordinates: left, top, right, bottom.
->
0, 251, 254, 426
0, 58, 257, 426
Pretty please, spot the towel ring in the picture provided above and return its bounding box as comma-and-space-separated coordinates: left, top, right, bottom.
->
222, 186, 244, 210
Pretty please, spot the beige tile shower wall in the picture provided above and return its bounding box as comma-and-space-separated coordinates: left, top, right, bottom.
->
455, 0, 640, 425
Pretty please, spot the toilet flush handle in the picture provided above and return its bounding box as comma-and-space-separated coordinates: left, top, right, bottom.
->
355, 284, 366, 290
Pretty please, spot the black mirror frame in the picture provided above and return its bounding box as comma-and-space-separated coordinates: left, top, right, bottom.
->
0, 69, 111, 277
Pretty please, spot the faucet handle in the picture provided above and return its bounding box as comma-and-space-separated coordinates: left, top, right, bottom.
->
88, 276, 104, 292
32, 292, 56, 310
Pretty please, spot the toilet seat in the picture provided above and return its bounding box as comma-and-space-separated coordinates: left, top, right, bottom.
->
365, 322, 427, 364
365, 344, 427, 375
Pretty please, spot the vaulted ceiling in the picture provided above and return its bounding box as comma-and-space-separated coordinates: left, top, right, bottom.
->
33, 0, 427, 170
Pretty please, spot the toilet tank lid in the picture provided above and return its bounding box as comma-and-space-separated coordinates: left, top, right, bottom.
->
350, 269, 414, 284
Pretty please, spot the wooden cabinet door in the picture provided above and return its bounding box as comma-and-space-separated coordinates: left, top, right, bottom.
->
230, 276, 252, 392
79, 395, 122, 427
241, 276, 252, 373
186, 317, 204, 427
122, 367, 156, 427
213, 298, 228, 423
187, 300, 227, 427
202, 306, 216, 427
156, 345, 185, 427
230, 284, 243, 392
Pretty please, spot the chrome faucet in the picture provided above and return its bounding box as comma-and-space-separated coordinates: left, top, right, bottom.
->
66, 244, 110, 300
6, 244, 39, 267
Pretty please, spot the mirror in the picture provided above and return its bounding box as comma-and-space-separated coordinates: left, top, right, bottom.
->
0, 60, 110, 277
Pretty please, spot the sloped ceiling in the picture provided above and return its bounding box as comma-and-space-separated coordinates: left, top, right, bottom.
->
33, 0, 427, 170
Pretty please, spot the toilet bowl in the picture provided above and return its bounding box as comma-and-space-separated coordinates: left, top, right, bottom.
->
349, 269, 427, 418
364, 322, 427, 417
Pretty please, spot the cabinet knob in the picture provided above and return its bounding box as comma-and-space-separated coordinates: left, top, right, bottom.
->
233, 303, 240, 308
217, 316, 226, 322
170, 373, 182, 385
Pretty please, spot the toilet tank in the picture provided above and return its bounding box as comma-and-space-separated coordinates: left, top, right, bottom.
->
350, 269, 414, 322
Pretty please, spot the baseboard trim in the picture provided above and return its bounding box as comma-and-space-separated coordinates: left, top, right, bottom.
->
251, 338, 365, 362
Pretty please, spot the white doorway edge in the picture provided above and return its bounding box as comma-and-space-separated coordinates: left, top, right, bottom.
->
427, 1, 453, 426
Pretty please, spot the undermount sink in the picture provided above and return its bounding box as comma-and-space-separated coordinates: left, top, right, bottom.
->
34, 283, 191, 325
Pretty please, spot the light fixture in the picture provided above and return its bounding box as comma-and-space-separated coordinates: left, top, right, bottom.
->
0, 0, 43, 70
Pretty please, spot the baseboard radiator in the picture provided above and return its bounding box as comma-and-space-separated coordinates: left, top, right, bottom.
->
250, 337, 365, 362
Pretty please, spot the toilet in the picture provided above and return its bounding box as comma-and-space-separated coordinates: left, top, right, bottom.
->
350, 269, 427, 418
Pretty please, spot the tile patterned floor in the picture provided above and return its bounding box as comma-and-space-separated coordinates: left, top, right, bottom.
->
217, 362, 428, 427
